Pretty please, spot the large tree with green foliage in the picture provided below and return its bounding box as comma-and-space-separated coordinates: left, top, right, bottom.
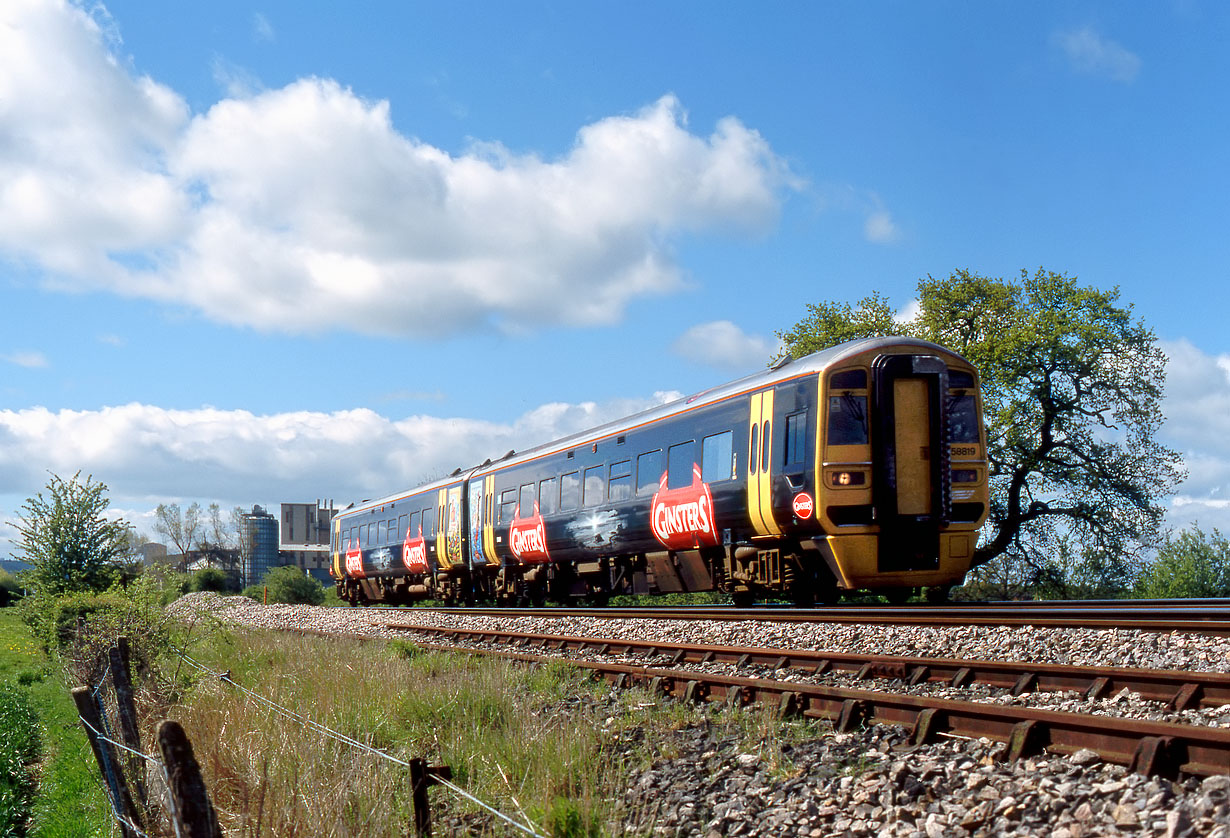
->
778, 269, 1185, 595
10, 472, 133, 595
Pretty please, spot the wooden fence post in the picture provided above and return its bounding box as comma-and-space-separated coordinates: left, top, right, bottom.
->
409, 758, 453, 837
110, 637, 147, 808
157, 720, 223, 838
71, 686, 143, 838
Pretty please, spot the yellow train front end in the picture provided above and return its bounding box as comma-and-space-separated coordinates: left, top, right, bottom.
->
813, 342, 988, 593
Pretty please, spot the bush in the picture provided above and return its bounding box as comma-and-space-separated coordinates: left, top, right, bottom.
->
244, 565, 325, 605
189, 567, 237, 594
17, 587, 183, 693
1133, 526, 1230, 599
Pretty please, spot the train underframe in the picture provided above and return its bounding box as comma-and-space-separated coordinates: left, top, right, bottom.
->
334, 538, 946, 608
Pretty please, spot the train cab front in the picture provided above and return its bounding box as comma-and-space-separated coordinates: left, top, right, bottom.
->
816, 345, 989, 592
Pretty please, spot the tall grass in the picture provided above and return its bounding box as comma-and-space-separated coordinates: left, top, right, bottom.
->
168, 628, 832, 837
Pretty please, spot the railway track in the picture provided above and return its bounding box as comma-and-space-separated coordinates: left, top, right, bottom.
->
374, 599, 1230, 635
389, 623, 1230, 779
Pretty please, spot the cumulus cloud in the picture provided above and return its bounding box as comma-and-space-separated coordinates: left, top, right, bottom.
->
0, 1, 796, 338
672, 321, 781, 372
1158, 338, 1230, 532
0, 393, 679, 520
1052, 26, 1141, 83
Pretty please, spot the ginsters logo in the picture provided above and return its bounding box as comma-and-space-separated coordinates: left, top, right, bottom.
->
509, 502, 550, 563
651, 465, 720, 550
402, 524, 428, 573
344, 537, 364, 578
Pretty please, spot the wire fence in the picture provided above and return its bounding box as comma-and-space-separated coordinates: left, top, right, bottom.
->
74, 637, 548, 838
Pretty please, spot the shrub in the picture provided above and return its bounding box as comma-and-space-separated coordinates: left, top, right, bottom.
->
190, 567, 237, 594
245, 565, 325, 605
17, 587, 182, 695
1133, 526, 1230, 599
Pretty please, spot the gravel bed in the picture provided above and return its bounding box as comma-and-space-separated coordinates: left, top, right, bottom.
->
169, 593, 1230, 836
168, 594, 1230, 675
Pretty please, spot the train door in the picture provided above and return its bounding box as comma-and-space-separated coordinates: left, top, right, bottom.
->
872, 354, 951, 571
746, 390, 782, 537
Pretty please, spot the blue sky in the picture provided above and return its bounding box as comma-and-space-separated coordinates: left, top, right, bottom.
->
2, 0, 1229, 549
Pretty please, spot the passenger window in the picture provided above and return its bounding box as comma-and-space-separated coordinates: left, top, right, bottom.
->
538, 477, 557, 515
701, 431, 733, 484
609, 459, 632, 501
948, 391, 980, 443
519, 483, 536, 516
560, 471, 580, 510
584, 466, 604, 506
498, 489, 517, 525
784, 412, 807, 465
828, 395, 868, 445
398, 514, 408, 541
760, 421, 771, 473
667, 441, 695, 490
409, 511, 420, 537
749, 423, 759, 474
423, 507, 435, 538
637, 450, 664, 494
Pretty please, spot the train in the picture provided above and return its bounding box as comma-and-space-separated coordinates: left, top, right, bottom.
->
330, 336, 989, 606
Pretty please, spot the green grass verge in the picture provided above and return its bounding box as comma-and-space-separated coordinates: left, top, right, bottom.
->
0, 609, 110, 838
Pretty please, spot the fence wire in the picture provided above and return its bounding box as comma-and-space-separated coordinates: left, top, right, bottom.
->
174, 649, 548, 838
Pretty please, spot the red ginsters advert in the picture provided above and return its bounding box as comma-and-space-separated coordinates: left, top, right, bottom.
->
402, 523, 428, 573
344, 537, 364, 578
509, 501, 550, 563
650, 465, 720, 550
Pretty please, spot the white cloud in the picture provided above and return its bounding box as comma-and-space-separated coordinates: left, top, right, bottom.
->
252, 13, 275, 43
673, 321, 780, 371
1052, 26, 1141, 83
2, 351, 48, 368
863, 209, 900, 245
0, 1, 797, 338
0, 394, 679, 520
1157, 338, 1230, 533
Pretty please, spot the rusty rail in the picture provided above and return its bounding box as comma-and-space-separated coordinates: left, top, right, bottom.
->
387, 624, 1230, 712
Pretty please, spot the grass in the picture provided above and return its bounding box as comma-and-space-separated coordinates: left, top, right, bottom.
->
0, 608, 111, 838
169, 626, 829, 837
2, 593, 835, 837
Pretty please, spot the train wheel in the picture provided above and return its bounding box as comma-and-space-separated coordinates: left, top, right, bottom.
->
731, 590, 754, 607
884, 587, 914, 605
925, 584, 953, 604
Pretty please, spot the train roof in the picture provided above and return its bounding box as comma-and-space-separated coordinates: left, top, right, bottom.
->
337, 336, 971, 519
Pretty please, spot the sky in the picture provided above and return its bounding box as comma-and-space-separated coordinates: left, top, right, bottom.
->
2, 0, 1229, 552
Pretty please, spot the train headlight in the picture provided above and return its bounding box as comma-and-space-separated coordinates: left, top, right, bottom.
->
830, 471, 866, 487
952, 469, 978, 483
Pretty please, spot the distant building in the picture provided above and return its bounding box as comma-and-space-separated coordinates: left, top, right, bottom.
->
240, 505, 279, 586
138, 542, 168, 564
279, 500, 336, 581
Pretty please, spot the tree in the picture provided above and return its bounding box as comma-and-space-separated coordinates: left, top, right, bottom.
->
10, 472, 132, 595
153, 502, 202, 569
1132, 527, 1230, 599
777, 269, 1185, 592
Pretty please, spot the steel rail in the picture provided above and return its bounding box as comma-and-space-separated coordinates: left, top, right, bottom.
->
386, 624, 1230, 712
378, 603, 1230, 635
404, 638, 1230, 778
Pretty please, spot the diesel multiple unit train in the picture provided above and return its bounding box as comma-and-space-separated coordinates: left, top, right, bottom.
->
330, 336, 989, 606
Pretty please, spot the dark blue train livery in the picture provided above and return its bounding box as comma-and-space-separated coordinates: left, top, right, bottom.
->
330, 336, 989, 606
